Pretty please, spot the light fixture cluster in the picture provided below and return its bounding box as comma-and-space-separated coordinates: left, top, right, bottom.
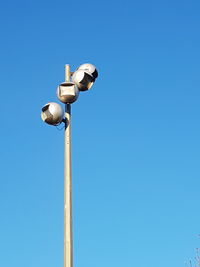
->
41, 63, 98, 126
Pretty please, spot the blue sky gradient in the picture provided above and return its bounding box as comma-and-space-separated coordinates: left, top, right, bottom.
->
0, 0, 200, 267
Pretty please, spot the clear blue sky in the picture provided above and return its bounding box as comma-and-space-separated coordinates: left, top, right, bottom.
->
0, 0, 200, 266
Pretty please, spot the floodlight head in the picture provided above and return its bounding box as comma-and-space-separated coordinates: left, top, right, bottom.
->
57, 82, 79, 104
78, 63, 98, 79
41, 102, 64, 126
72, 69, 94, 91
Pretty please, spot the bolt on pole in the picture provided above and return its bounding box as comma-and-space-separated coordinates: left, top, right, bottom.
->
64, 64, 73, 267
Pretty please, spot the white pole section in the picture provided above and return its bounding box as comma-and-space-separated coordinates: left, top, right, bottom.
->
64, 64, 73, 267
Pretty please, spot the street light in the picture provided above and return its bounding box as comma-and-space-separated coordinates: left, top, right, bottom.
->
72, 69, 94, 91
41, 63, 98, 267
41, 102, 64, 125
57, 82, 79, 104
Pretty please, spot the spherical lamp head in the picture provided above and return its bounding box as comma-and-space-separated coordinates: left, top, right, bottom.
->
72, 69, 94, 91
41, 102, 64, 126
57, 82, 79, 104
78, 63, 98, 79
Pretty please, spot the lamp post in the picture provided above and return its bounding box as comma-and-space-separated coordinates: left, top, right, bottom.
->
64, 65, 73, 267
41, 63, 98, 267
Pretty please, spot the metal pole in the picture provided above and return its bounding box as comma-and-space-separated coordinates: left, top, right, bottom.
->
64, 64, 73, 267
